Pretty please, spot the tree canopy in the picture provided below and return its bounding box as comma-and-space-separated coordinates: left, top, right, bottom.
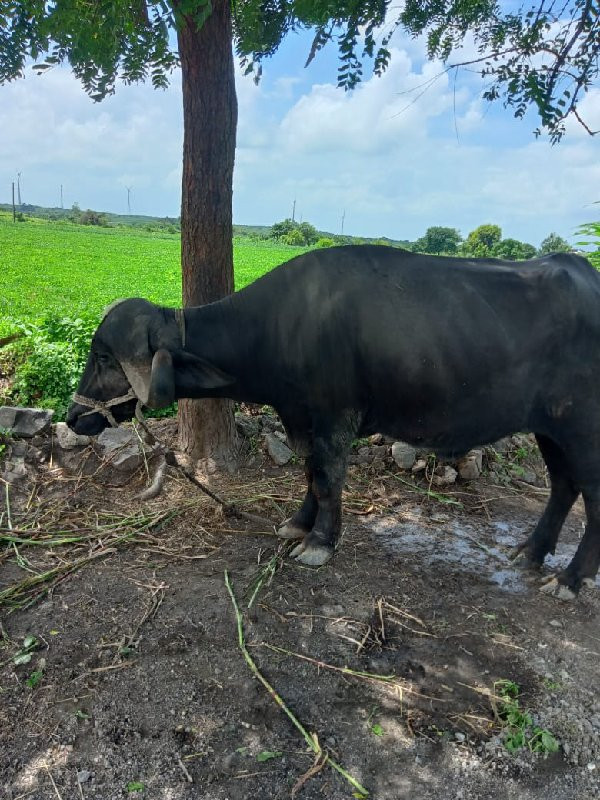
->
2, 0, 598, 140
462, 224, 503, 257
414, 226, 462, 255
538, 233, 571, 254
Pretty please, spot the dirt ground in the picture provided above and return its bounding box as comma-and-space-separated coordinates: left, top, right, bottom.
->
1, 422, 599, 800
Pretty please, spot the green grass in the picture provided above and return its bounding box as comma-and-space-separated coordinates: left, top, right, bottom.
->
0, 213, 308, 323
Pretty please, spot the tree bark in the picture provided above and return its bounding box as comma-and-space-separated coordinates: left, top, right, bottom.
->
176, 0, 238, 469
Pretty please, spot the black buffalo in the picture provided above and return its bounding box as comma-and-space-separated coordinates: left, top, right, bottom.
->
67, 245, 600, 598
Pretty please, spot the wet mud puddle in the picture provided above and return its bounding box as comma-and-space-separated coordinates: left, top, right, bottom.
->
367, 506, 594, 594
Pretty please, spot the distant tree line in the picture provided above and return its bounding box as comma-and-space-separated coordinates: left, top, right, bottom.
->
412, 224, 572, 259
267, 218, 572, 259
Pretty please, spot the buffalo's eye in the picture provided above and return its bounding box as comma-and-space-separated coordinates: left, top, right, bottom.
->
96, 353, 111, 366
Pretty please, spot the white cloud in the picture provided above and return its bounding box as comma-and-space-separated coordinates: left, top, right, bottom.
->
0, 43, 598, 245
234, 44, 600, 243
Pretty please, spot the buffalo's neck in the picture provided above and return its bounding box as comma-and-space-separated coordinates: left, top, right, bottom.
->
177, 296, 265, 402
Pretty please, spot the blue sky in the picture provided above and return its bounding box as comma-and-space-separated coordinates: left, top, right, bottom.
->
1, 26, 598, 246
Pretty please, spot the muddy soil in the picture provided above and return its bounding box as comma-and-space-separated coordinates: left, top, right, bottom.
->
1, 426, 599, 800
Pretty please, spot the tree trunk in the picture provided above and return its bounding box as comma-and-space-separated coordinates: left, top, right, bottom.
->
176, 0, 238, 470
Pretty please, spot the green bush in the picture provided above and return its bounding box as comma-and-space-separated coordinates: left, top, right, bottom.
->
577, 220, 600, 270
316, 237, 334, 248
283, 229, 305, 246
8, 315, 98, 420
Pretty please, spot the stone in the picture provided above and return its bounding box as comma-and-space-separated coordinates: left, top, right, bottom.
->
261, 414, 284, 433
492, 437, 511, 454
520, 470, 538, 485
391, 442, 417, 470
457, 449, 483, 481
433, 465, 458, 486
9, 441, 28, 458
97, 428, 143, 472
235, 413, 260, 439
371, 444, 388, 459
1, 463, 27, 483
54, 422, 91, 450
412, 458, 427, 473
0, 406, 54, 438
264, 433, 293, 466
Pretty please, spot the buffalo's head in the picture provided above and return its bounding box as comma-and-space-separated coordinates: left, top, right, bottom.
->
67, 298, 233, 436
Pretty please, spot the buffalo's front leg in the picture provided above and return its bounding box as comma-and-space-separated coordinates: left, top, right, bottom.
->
290, 420, 354, 566
277, 456, 317, 540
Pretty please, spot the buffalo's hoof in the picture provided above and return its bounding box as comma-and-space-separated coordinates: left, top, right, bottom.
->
539, 575, 577, 601
290, 540, 333, 566
276, 520, 307, 540
510, 542, 543, 570
582, 577, 596, 588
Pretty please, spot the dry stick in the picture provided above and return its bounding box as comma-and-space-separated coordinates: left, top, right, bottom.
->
4, 483, 12, 530
0, 547, 116, 608
224, 571, 370, 798
260, 642, 449, 704
261, 642, 396, 683
176, 753, 193, 783
45, 766, 64, 800
292, 751, 328, 797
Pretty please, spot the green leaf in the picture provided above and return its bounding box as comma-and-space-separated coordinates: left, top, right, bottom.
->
126, 782, 145, 792
22, 635, 37, 649
371, 723, 384, 736
26, 670, 43, 688
13, 652, 32, 665
256, 750, 282, 762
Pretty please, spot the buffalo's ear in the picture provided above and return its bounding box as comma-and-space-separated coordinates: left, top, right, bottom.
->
173, 350, 235, 389
147, 349, 175, 409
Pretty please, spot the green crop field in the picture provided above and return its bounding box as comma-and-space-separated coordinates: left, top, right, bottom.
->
0, 213, 307, 324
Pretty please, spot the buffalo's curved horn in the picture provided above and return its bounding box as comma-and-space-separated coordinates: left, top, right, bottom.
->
147, 348, 175, 409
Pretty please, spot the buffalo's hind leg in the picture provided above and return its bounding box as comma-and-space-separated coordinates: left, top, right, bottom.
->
277, 455, 318, 540
540, 486, 600, 599
512, 435, 579, 570
290, 417, 356, 567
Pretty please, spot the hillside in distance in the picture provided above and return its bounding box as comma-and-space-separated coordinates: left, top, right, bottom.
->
0, 202, 413, 248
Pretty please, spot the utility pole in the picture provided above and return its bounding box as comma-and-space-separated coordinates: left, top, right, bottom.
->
60, 184, 64, 209
16, 172, 22, 206
291, 198, 296, 222
12, 182, 15, 221
126, 186, 132, 214
341, 209, 345, 235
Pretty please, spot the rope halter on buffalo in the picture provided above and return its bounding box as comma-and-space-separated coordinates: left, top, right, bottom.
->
71, 389, 142, 429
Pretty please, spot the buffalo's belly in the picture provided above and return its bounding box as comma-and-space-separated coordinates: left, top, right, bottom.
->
361, 383, 535, 455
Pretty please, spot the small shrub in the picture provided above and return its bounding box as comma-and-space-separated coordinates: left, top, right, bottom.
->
9, 314, 98, 419
80, 209, 108, 227
283, 229, 305, 246
494, 679, 559, 755
577, 220, 600, 270
316, 237, 334, 248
